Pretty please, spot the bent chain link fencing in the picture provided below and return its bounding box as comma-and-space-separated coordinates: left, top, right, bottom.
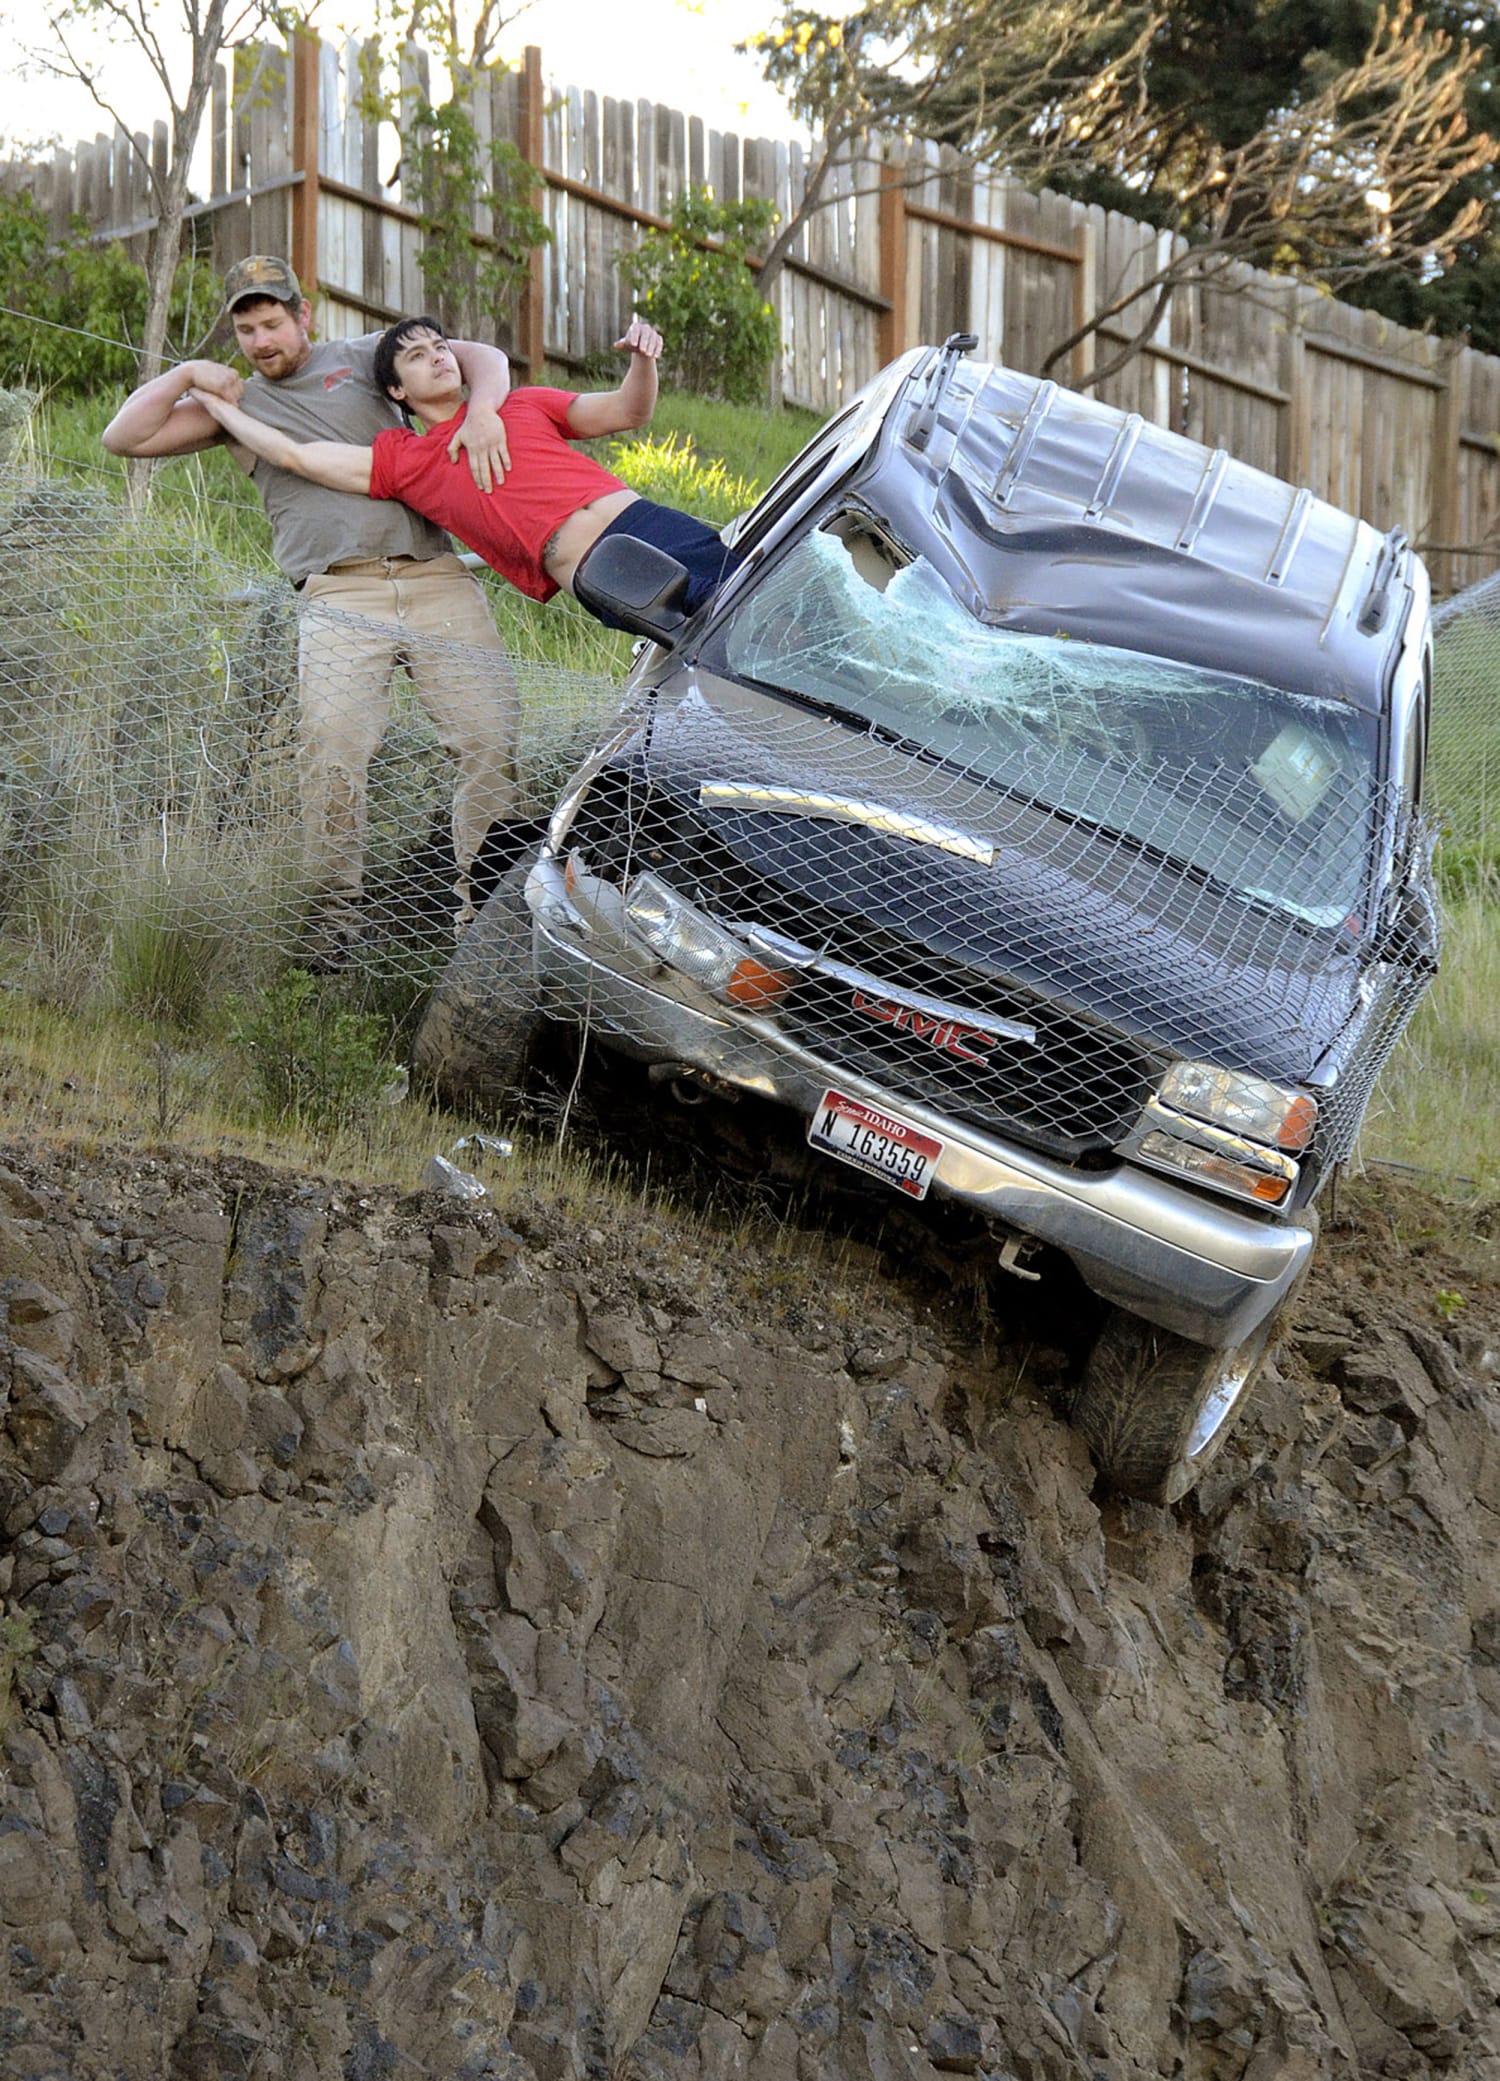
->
0, 450, 623, 1003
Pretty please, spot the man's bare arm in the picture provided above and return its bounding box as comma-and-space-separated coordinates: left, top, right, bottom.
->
101, 359, 245, 458
566, 321, 662, 439
447, 338, 511, 490
188, 388, 374, 494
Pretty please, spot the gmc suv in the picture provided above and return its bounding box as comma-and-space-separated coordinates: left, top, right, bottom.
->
416, 336, 1439, 1504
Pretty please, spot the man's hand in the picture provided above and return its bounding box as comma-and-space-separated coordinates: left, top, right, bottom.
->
564, 320, 663, 440
186, 387, 232, 427
616, 320, 663, 362
448, 398, 510, 493
182, 359, 244, 406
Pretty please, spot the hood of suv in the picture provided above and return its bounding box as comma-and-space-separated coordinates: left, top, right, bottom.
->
626, 672, 1368, 1090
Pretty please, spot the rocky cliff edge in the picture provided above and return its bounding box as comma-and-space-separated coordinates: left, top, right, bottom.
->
0, 1143, 1497, 2081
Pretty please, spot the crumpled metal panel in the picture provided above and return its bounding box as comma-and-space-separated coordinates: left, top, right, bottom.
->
844, 359, 1401, 713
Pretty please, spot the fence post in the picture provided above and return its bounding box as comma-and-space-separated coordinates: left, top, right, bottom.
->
1429, 337, 1464, 598
877, 144, 907, 368
1277, 289, 1310, 487
291, 31, 320, 295
1072, 212, 1097, 390
518, 45, 548, 377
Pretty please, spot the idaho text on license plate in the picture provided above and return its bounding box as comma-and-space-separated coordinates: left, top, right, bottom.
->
808, 1089, 945, 1200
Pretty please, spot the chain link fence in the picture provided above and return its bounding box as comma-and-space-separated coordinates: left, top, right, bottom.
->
0, 389, 1491, 1203
1432, 572, 1500, 855
0, 426, 626, 1020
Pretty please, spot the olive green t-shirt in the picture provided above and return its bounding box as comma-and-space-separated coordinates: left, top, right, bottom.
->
234, 335, 449, 585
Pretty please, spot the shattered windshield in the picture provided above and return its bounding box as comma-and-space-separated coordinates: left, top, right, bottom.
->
713, 519, 1380, 929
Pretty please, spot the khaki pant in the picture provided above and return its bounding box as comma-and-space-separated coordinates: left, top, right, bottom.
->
296, 553, 518, 923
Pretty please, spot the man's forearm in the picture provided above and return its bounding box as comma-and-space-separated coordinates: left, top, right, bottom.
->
450, 339, 510, 410
616, 354, 658, 427
188, 389, 375, 494
191, 390, 300, 470
101, 360, 231, 456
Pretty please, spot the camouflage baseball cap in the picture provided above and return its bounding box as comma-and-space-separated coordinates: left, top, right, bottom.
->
221, 255, 304, 315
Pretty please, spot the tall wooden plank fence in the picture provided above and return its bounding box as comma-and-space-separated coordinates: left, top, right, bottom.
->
8, 31, 1500, 593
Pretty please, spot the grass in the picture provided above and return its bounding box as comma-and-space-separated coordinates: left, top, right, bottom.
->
626, 384, 825, 491
1431, 613, 1500, 847
0, 981, 535, 1192
0, 984, 891, 1322
1356, 865, 1500, 1196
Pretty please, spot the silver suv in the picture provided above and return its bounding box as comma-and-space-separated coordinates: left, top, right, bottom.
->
417, 337, 1439, 1504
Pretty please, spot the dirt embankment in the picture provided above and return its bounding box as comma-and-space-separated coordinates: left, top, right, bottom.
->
0, 1141, 1496, 2081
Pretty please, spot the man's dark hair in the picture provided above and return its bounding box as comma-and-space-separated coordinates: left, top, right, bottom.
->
374, 315, 450, 400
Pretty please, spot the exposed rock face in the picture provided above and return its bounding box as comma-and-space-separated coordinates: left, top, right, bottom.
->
0, 1144, 1496, 2081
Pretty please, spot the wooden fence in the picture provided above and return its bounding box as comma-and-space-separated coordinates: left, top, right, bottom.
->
10, 32, 1500, 592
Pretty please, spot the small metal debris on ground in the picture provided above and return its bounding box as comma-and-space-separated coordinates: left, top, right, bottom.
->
452, 1133, 514, 1160
421, 1135, 514, 1199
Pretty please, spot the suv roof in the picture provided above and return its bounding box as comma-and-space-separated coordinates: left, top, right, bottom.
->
832, 343, 1414, 717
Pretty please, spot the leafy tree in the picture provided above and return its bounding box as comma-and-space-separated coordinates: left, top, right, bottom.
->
615, 189, 780, 404
1036, 1, 1495, 383
744, 0, 1160, 303
1045, 0, 1500, 209
746, 0, 1496, 380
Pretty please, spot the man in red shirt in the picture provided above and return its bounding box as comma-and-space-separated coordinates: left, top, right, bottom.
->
190, 316, 740, 626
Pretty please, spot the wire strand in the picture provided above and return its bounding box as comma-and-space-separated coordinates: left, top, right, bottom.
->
0, 301, 207, 363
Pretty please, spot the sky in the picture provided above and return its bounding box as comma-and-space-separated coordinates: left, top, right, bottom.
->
0, 0, 804, 167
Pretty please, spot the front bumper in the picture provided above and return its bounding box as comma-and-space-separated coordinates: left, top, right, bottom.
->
528, 858, 1316, 1349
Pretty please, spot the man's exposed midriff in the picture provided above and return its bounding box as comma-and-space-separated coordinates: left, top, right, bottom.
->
544, 488, 640, 592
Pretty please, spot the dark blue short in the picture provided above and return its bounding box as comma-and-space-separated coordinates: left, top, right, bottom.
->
589, 497, 743, 626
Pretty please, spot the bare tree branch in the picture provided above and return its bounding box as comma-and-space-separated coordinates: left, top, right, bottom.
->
745, 0, 1162, 301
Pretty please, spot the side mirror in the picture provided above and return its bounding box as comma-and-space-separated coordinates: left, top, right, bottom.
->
572, 534, 691, 646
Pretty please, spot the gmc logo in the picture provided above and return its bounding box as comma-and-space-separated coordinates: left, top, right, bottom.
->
850, 989, 1000, 1062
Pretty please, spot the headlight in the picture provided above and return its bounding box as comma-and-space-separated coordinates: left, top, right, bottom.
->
1159, 1062, 1317, 1152
624, 871, 790, 1009
1128, 1062, 1317, 1208
1136, 1123, 1297, 1206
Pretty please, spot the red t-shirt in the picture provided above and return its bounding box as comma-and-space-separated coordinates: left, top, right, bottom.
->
368, 388, 628, 601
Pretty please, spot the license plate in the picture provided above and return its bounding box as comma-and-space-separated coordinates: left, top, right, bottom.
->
808, 1088, 944, 1200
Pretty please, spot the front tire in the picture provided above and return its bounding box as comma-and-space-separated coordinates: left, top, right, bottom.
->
412, 861, 544, 1106
1072, 1309, 1281, 1505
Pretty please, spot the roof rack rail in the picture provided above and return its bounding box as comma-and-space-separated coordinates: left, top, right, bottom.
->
1359, 528, 1409, 634
991, 379, 1059, 508
907, 332, 979, 451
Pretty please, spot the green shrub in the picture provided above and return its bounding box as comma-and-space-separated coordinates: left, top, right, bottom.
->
228, 968, 402, 1131
0, 190, 221, 395
616, 187, 780, 405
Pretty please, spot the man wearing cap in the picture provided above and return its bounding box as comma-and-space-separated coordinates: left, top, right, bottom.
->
102, 256, 520, 963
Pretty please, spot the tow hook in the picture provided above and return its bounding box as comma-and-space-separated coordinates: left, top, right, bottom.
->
997, 1233, 1043, 1282
648, 1062, 741, 1106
